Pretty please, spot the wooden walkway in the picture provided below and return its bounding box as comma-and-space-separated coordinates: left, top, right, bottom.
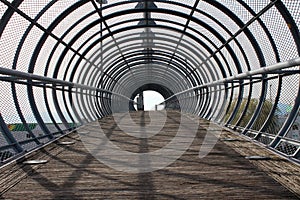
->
1, 111, 299, 199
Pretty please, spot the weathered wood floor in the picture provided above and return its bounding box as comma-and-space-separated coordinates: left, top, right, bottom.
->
1, 111, 299, 199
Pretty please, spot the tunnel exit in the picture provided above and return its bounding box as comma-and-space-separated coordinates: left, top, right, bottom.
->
134, 90, 165, 111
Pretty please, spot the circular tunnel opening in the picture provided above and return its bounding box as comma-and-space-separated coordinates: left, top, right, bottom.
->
129, 83, 177, 112
134, 90, 165, 111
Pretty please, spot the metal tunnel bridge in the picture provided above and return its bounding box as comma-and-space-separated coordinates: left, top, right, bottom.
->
0, 0, 300, 198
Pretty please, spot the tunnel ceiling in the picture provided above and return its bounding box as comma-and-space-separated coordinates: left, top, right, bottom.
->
0, 0, 300, 163
0, 0, 299, 97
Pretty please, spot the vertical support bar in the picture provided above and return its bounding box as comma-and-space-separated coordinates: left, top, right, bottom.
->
269, 0, 300, 148
225, 82, 244, 126
255, 75, 282, 138
241, 77, 268, 135
294, 147, 300, 159
52, 85, 70, 130
43, 86, 64, 133
214, 84, 229, 122
234, 81, 253, 128
11, 83, 41, 145
27, 81, 54, 139
270, 93, 300, 148
68, 87, 84, 125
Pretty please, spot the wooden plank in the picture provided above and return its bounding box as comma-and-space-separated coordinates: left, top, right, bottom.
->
218, 127, 300, 196
1, 111, 299, 199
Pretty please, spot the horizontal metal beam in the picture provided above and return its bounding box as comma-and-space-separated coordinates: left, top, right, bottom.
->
161, 57, 300, 104
269, 70, 300, 74
0, 66, 134, 102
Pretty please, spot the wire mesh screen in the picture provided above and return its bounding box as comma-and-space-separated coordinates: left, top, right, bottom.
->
0, 0, 300, 165
257, 134, 275, 145
275, 140, 299, 156
285, 106, 300, 141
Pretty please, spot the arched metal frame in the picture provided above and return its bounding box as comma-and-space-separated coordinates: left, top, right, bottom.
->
0, 0, 299, 164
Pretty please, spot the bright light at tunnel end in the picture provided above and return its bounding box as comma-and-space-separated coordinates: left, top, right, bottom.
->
134, 90, 165, 111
